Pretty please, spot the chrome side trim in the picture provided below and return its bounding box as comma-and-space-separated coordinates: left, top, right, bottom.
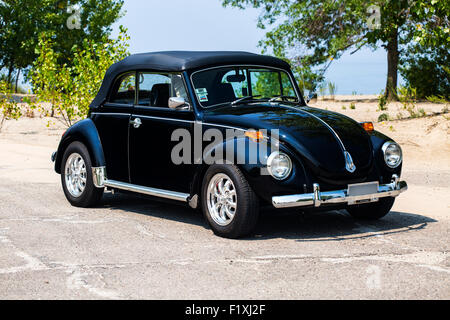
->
91, 112, 132, 117
272, 175, 408, 209
199, 121, 246, 132
104, 180, 190, 202
297, 108, 347, 153
92, 167, 107, 188
133, 115, 195, 124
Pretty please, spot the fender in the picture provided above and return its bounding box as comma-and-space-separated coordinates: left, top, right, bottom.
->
368, 130, 403, 182
190, 135, 309, 204
54, 118, 106, 174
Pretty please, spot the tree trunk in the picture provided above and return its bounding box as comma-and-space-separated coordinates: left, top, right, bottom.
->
15, 69, 21, 93
7, 64, 14, 86
385, 28, 399, 101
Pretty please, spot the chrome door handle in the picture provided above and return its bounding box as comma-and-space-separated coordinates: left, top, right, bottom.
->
130, 118, 142, 129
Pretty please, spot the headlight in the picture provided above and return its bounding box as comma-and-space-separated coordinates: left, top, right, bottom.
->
382, 141, 403, 169
267, 151, 292, 180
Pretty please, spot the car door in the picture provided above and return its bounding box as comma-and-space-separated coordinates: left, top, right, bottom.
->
129, 72, 196, 192
91, 71, 136, 182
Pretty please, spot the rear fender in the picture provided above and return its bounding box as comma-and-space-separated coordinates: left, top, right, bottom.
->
54, 119, 106, 174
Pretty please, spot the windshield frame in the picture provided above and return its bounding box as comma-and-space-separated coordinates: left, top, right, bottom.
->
189, 64, 304, 109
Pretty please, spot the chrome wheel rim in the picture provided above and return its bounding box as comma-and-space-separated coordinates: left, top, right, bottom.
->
207, 173, 237, 226
64, 153, 87, 198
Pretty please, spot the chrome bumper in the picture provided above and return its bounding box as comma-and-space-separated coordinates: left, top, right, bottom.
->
272, 175, 408, 209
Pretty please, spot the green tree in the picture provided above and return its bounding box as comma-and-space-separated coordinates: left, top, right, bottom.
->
30, 27, 130, 126
222, 0, 449, 100
0, 0, 124, 92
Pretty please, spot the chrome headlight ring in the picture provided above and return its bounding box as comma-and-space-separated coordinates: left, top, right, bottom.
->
382, 141, 403, 169
267, 151, 293, 180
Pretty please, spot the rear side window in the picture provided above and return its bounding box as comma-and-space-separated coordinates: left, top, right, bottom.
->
109, 73, 136, 105
137, 73, 189, 108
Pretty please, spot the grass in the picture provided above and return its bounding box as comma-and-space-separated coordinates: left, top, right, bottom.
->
328, 82, 337, 100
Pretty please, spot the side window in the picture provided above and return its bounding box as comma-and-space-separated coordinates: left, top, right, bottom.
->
137, 73, 189, 108
109, 73, 136, 105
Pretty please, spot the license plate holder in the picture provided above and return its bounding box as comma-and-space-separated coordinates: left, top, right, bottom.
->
347, 182, 379, 205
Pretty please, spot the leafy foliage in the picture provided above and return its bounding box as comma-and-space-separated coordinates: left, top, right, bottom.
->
222, 0, 449, 98
400, 45, 450, 99
0, 0, 124, 86
0, 81, 22, 132
30, 27, 130, 127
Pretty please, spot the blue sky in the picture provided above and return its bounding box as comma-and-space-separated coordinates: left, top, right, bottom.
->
111, 0, 389, 95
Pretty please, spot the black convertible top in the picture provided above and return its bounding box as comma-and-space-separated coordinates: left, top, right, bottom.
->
90, 51, 291, 108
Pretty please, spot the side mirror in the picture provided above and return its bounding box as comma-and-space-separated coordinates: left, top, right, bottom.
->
168, 97, 189, 110
307, 92, 318, 103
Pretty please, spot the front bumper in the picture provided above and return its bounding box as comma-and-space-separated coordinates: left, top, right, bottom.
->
272, 175, 407, 209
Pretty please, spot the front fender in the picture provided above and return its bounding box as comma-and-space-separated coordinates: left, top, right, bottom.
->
54, 119, 106, 174
197, 136, 308, 204
368, 130, 403, 182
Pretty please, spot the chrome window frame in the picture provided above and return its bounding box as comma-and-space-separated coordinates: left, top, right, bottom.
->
189, 65, 303, 109
107, 71, 138, 106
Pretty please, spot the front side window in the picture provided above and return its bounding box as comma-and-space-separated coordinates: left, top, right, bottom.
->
191, 66, 299, 108
137, 72, 189, 108
109, 73, 136, 105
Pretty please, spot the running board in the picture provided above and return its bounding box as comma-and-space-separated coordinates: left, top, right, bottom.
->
104, 180, 190, 202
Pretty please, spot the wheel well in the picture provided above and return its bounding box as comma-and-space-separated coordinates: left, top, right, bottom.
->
55, 138, 94, 174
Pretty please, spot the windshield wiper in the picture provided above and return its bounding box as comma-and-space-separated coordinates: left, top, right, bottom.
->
231, 95, 262, 106
269, 95, 299, 102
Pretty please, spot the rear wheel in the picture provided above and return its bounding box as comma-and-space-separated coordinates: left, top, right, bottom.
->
346, 197, 395, 220
201, 164, 259, 239
61, 142, 104, 208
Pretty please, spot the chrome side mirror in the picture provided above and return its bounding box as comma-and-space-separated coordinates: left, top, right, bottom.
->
307, 92, 318, 103
168, 97, 189, 110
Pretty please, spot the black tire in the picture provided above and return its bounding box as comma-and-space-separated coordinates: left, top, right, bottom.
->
201, 164, 259, 239
61, 141, 104, 208
346, 197, 395, 220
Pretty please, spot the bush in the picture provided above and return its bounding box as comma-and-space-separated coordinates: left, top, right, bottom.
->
378, 91, 388, 111
0, 81, 22, 132
400, 45, 450, 99
378, 113, 390, 122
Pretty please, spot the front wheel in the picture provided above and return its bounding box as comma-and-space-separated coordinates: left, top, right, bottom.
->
61, 142, 104, 208
201, 164, 259, 239
346, 197, 395, 220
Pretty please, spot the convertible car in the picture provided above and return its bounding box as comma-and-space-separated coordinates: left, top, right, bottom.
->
52, 51, 407, 238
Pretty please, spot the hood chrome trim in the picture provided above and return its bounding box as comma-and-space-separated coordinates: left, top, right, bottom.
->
295, 107, 357, 173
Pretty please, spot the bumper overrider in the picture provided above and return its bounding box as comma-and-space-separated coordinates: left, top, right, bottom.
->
272, 175, 407, 209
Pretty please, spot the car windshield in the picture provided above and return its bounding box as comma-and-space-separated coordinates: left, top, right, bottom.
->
191, 66, 300, 108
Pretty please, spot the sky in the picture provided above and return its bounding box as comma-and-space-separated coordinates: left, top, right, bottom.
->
111, 0, 390, 95
18, 0, 389, 95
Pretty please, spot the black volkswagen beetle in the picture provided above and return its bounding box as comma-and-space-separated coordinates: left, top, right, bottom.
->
52, 51, 407, 238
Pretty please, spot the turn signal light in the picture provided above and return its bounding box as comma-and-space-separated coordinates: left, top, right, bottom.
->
361, 122, 374, 132
245, 130, 265, 142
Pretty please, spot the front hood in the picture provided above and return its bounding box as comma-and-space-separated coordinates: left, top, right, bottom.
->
202, 103, 373, 180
